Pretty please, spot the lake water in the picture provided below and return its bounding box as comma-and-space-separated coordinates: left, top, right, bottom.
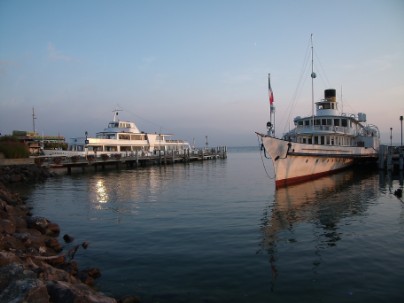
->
24, 147, 404, 303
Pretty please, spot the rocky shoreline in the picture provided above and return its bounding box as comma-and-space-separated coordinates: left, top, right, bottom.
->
0, 165, 139, 303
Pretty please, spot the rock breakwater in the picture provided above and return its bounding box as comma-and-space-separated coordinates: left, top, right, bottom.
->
0, 165, 140, 303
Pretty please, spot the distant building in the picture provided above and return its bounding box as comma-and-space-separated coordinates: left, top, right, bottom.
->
12, 130, 66, 155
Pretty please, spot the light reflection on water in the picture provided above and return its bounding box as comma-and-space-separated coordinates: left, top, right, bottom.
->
24, 149, 404, 303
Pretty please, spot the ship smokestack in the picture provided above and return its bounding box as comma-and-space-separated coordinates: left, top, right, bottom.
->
324, 89, 336, 102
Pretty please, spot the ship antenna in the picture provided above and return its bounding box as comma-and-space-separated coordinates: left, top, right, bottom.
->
112, 108, 122, 122
310, 34, 316, 129
32, 107, 37, 134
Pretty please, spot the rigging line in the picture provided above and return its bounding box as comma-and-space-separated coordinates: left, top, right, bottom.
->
120, 107, 175, 134
314, 50, 331, 88
257, 134, 275, 180
282, 37, 312, 134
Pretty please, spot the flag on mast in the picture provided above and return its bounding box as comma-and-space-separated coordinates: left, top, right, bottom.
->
268, 73, 274, 105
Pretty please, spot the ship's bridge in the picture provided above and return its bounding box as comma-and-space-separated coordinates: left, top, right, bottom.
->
315, 88, 339, 116
105, 120, 141, 133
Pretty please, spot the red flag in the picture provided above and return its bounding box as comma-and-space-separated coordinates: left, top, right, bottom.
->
268, 74, 274, 105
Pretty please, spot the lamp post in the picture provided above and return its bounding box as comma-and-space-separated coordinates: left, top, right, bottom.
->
84, 131, 89, 159
390, 128, 393, 146
400, 116, 403, 147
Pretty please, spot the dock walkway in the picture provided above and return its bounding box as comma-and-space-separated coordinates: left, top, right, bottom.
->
35, 147, 227, 174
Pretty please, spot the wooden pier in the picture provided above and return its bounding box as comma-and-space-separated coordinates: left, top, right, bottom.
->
378, 145, 404, 171
36, 147, 227, 175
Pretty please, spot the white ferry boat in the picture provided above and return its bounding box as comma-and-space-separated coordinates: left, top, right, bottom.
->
256, 37, 380, 188
44, 110, 191, 157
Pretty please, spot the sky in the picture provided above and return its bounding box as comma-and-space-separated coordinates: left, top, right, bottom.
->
1, 0, 403, 147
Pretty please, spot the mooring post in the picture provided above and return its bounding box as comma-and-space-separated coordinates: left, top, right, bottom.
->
387, 146, 393, 171
378, 145, 386, 170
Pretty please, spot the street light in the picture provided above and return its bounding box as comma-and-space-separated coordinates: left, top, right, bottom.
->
390, 127, 393, 146
400, 116, 403, 147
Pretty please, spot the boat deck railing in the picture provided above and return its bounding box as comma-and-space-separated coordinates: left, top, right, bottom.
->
293, 125, 358, 136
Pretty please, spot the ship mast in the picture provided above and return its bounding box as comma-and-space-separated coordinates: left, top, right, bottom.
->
112, 108, 122, 122
32, 107, 37, 134
310, 34, 316, 129
268, 73, 275, 136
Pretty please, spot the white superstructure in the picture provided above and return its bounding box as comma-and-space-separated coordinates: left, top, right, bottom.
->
44, 110, 191, 157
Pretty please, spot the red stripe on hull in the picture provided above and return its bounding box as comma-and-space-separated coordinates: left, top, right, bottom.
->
275, 165, 351, 188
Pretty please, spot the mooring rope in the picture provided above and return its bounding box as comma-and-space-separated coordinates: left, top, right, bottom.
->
257, 134, 275, 180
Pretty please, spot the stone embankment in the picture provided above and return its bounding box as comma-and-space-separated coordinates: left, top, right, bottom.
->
0, 165, 139, 303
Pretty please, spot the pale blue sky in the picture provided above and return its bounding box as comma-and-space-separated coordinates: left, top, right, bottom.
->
1, 0, 403, 146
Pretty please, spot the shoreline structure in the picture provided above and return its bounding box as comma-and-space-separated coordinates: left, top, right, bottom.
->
0, 164, 139, 303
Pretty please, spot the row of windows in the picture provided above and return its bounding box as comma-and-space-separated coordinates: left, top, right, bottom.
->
297, 118, 351, 127
317, 102, 337, 110
108, 122, 134, 128
118, 134, 146, 140
298, 135, 353, 146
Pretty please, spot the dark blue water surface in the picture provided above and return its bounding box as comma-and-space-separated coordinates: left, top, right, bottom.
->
25, 147, 404, 302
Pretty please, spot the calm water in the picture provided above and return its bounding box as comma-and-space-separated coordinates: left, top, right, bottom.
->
24, 147, 404, 303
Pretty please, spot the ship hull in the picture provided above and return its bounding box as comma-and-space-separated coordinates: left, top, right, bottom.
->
258, 134, 377, 188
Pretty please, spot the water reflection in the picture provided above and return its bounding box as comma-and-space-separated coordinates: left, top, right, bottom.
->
379, 170, 404, 193
86, 166, 188, 219
260, 168, 379, 292
95, 179, 109, 204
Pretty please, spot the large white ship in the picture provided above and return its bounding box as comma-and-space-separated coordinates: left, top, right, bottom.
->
44, 110, 191, 157
256, 37, 380, 188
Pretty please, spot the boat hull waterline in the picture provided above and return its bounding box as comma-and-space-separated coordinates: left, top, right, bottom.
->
257, 133, 377, 188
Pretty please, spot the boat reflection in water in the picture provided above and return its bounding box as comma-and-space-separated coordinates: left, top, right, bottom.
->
260, 168, 379, 294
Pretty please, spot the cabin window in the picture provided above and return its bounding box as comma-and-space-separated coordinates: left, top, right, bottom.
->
322, 119, 327, 125
315, 119, 320, 126
305, 120, 310, 126
323, 103, 330, 109
131, 134, 144, 140
320, 136, 325, 145
327, 119, 332, 125
334, 119, 340, 126
341, 119, 348, 127
298, 120, 303, 126
326, 136, 330, 145
119, 134, 130, 140
314, 136, 319, 144
302, 138, 307, 144
308, 138, 312, 144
